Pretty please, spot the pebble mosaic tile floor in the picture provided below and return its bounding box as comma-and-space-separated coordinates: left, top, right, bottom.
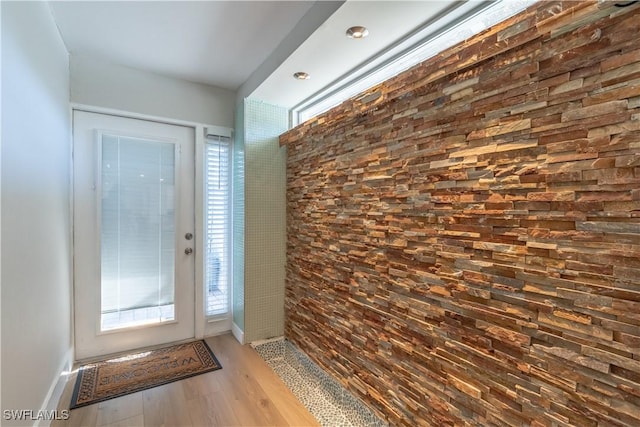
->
252, 338, 387, 427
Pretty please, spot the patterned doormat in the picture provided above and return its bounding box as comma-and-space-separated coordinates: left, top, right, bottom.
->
70, 340, 222, 409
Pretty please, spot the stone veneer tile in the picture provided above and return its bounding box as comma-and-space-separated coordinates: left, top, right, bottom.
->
280, 1, 640, 426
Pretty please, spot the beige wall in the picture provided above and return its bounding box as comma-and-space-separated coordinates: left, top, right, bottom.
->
71, 56, 235, 127
1, 2, 72, 423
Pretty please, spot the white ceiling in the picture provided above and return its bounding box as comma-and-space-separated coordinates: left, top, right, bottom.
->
49, 1, 316, 91
251, 0, 457, 108
48, 1, 531, 112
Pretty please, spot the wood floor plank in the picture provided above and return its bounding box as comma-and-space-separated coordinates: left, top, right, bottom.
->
215, 371, 275, 426
179, 370, 222, 401
61, 403, 98, 427
101, 414, 144, 427
96, 392, 143, 426
207, 335, 292, 426
207, 334, 319, 426
142, 381, 194, 427
53, 333, 318, 427
185, 391, 242, 426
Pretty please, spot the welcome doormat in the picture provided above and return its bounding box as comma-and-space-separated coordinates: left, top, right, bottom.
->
70, 340, 222, 409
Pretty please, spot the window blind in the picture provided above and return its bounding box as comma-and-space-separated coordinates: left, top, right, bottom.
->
100, 135, 176, 329
205, 135, 231, 316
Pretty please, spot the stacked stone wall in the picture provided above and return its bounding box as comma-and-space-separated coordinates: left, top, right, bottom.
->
281, 2, 640, 425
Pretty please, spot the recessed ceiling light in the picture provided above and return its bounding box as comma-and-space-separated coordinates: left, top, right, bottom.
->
346, 26, 369, 39
293, 72, 310, 80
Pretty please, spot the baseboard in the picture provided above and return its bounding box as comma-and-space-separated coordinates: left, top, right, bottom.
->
204, 315, 232, 337
35, 346, 73, 427
231, 321, 244, 344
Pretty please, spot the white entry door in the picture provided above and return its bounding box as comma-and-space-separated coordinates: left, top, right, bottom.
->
73, 111, 195, 360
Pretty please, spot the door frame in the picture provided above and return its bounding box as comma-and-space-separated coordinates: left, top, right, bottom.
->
70, 104, 232, 360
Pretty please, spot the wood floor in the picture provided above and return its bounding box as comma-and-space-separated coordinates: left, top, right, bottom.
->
52, 333, 319, 427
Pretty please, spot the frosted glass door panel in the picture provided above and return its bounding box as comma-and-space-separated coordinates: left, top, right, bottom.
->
100, 136, 177, 330
74, 111, 194, 360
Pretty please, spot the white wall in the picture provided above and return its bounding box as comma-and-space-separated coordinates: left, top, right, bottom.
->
71, 56, 235, 127
1, 2, 72, 425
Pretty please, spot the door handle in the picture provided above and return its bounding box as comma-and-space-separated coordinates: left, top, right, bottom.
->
185, 233, 193, 240
185, 248, 193, 255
